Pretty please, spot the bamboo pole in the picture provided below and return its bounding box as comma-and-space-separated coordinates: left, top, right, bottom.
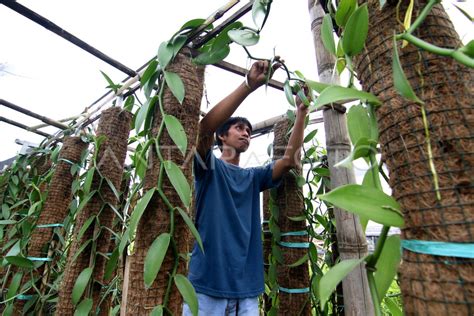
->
308, 1, 374, 315
30, 115, 78, 130
0, 99, 69, 129
0, 0, 136, 77
0, 116, 52, 138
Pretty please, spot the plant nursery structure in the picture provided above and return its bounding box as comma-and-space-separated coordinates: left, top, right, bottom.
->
0, 0, 472, 315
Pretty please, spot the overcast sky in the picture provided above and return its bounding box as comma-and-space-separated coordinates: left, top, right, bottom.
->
0, 0, 472, 168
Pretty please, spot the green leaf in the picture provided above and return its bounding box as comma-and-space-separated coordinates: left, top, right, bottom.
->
150, 305, 164, 316
4, 240, 20, 257
77, 216, 96, 243
105, 177, 121, 200
321, 14, 336, 55
317, 184, 404, 227
334, 137, 377, 168
335, 0, 357, 27
72, 239, 92, 263
0, 220, 17, 225
252, 0, 267, 30
362, 161, 382, 191
110, 305, 120, 316
284, 80, 295, 106
141, 60, 159, 87
287, 254, 309, 267
171, 35, 187, 56
228, 29, 260, 46
164, 71, 185, 104
135, 97, 153, 134
174, 274, 198, 316
347, 104, 372, 144
129, 189, 155, 239
319, 258, 366, 307
313, 85, 381, 109
164, 114, 188, 156
392, 37, 423, 103
305, 79, 331, 93
211, 22, 243, 50
460, 40, 474, 58
2, 204, 11, 219
375, 235, 401, 299
193, 45, 230, 65
304, 129, 318, 143
5, 256, 34, 269
336, 57, 346, 75
163, 161, 191, 208
180, 18, 208, 31
6, 272, 22, 299
82, 167, 95, 196
296, 175, 306, 187
313, 167, 330, 177
144, 233, 171, 288
143, 72, 159, 99
158, 41, 173, 69
385, 297, 403, 316
176, 207, 204, 254
74, 298, 93, 316
100, 71, 121, 93
453, 4, 473, 23
342, 4, 369, 57
72, 267, 93, 305
124, 95, 135, 112
104, 248, 119, 281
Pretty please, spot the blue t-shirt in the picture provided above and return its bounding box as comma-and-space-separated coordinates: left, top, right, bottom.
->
188, 150, 280, 298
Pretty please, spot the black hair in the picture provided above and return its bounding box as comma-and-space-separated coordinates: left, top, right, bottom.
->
215, 116, 252, 151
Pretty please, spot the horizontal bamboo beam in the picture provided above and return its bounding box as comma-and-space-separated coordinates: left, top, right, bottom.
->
0, 99, 69, 130
191, 1, 253, 48
1, 0, 137, 77
0, 116, 52, 138
251, 114, 324, 137
30, 115, 79, 130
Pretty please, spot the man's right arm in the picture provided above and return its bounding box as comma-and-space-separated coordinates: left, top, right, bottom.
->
196, 60, 278, 158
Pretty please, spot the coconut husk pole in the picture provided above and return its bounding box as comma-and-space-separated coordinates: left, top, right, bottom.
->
56, 107, 132, 315
123, 49, 204, 315
28, 137, 87, 260
273, 118, 310, 315
262, 190, 272, 313
307, 1, 374, 315
352, 1, 474, 314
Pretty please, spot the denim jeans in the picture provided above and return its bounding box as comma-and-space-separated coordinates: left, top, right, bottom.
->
182, 292, 259, 316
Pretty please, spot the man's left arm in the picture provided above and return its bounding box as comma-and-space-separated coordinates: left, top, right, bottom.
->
272, 94, 309, 181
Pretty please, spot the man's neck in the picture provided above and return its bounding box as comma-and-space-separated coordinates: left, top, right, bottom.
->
220, 148, 240, 166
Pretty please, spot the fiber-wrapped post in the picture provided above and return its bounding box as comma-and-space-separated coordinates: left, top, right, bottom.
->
262, 190, 272, 313
28, 137, 87, 259
13, 139, 86, 314
124, 49, 204, 315
353, 1, 474, 314
273, 118, 310, 315
56, 108, 132, 315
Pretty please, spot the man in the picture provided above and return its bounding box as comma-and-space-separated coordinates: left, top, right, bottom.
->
184, 60, 308, 315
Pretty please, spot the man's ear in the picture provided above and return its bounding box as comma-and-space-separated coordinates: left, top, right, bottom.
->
217, 133, 226, 142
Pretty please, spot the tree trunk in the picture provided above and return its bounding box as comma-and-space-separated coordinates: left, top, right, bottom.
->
308, 1, 374, 315
353, 1, 473, 315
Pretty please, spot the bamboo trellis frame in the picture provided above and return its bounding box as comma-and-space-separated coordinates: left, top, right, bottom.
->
0, 1, 379, 315
0, 0, 343, 151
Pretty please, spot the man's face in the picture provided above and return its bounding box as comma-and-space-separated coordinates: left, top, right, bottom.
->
219, 122, 251, 153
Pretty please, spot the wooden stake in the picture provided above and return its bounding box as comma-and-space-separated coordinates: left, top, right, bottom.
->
308, 1, 374, 315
